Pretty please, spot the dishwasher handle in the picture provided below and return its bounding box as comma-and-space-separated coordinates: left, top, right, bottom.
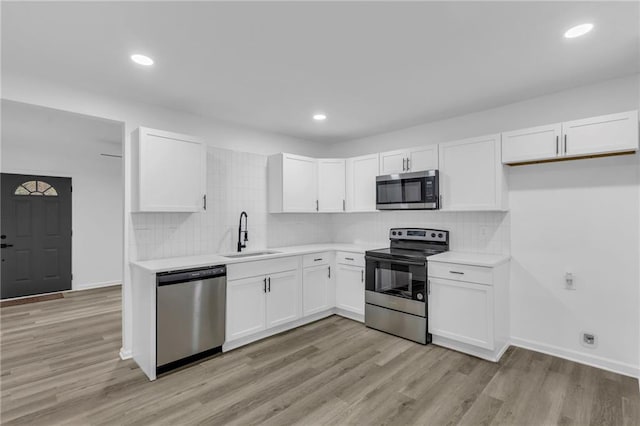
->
157, 265, 226, 286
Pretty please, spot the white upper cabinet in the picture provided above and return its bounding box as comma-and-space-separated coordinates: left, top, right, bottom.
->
502, 111, 639, 164
317, 159, 346, 212
409, 145, 439, 172
268, 153, 318, 213
379, 145, 438, 174
501, 124, 562, 164
439, 134, 507, 211
132, 127, 206, 212
562, 110, 639, 158
379, 150, 407, 174
346, 153, 379, 212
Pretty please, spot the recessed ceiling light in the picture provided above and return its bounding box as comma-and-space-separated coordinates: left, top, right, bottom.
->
313, 113, 327, 121
564, 23, 594, 39
131, 54, 154, 66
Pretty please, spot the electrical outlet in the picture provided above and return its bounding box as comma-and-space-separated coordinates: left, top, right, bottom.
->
580, 332, 597, 348
565, 271, 576, 290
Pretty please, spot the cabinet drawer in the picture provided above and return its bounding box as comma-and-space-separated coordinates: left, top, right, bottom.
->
336, 251, 365, 267
428, 261, 492, 285
303, 252, 331, 268
227, 256, 299, 281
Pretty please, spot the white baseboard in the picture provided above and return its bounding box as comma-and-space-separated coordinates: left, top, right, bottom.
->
73, 280, 121, 291
334, 308, 364, 323
510, 336, 639, 379
119, 347, 132, 360
432, 335, 509, 363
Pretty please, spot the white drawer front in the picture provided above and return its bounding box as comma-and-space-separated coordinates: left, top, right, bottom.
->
303, 252, 331, 268
227, 256, 299, 281
336, 251, 365, 267
428, 261, 493, 285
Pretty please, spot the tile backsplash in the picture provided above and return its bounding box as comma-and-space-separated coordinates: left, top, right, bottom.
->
131, 147, 510, 261
328, 211, 510, 254
131, 147, 332, 261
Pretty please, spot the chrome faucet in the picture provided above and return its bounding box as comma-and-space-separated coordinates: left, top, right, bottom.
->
237, 211, 248, 252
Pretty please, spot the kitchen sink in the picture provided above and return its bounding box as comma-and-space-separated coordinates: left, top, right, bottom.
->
222, 251, 281, 259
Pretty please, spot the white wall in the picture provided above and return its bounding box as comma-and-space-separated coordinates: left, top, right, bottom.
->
1, 72, 327, 358
1, 100, 124, 290
327, 73, 640, 377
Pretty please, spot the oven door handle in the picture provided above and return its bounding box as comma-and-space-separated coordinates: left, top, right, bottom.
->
365, 256, 425, 267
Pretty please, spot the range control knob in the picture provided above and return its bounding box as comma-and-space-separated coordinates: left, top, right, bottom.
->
438, 233, 443, 238
431, 233, 436, 238
417, 293, 424, 301
392, 231, 397, 236
398, 232, 403, 236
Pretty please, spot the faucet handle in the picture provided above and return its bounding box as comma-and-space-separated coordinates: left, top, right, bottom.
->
244, 231, 248, 242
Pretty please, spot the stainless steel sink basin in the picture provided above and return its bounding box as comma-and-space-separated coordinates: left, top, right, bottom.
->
222, 251, 281, 259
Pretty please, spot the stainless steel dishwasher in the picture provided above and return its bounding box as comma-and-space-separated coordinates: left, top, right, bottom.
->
156, 265, 226, 374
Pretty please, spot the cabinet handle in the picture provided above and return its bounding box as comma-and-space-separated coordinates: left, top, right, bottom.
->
449, 271, 464, 275
406, 157, 410, 171
555, 136, 559, 155
345, 257, 354, 261
268, 277, 271, 292
203, 194, 207, 211
427, 279, 430, 295
343, 199, 346, 211
263, 277, 267, 293
316, 200, 319, 211
361, 269, 364, 282
328, 266, 331, 278
564, 135, 567, 154
314, 258, 323, 262
439, 194, 443, 208
402, 158, 406, 171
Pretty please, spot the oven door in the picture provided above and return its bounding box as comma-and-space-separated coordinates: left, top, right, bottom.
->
376, 170, 439, 210
365, 256, 427, 317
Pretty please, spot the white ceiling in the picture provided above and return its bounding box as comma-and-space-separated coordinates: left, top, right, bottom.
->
2, 1, 638, 143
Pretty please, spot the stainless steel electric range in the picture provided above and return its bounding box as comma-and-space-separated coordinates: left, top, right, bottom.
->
364, 228, 449, 344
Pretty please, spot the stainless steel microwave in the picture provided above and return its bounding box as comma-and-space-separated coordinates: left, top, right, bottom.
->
376, 170, 439, 210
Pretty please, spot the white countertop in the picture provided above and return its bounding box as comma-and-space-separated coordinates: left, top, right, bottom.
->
130, 243, 382, 273
428, 251, 510, 267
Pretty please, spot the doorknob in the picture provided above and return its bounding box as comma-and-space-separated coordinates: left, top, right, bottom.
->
0, 235, 6, 239
1, 244, 13, 249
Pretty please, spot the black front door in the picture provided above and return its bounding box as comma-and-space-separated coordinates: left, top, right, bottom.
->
1, 173, 72, 299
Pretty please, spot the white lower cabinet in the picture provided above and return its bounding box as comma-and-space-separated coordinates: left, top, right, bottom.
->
266, 269, 300, 328
227, 275, 267, 341
336, 263, 365, 317
226, 257, 301, 343
428, 278, 494, 350
303, 264, 332, 316
428, 258, 509, 362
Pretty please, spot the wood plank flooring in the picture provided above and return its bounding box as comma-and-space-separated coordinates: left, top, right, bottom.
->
1, 285, 639, 425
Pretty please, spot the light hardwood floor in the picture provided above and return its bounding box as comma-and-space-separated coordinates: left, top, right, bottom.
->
1, 286, 639, 425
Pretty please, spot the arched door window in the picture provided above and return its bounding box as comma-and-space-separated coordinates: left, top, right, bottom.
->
14, 180, 58, 196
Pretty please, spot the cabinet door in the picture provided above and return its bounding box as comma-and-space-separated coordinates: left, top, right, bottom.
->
282, 154, 318, 212
266, 269, 300, 328
438, 134, 505, 211
346, 154, 379, 212
302, 265, 331, 316
428, 277, 494, 350
226, 276, 267, 341
379, 150, 408, 174
136, 128, 206, 212
562, 110, 639, 158
317, 159, 346, 212
502, 124, 562, 164
336, 264, 364, 315
408, 145, 438, 171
